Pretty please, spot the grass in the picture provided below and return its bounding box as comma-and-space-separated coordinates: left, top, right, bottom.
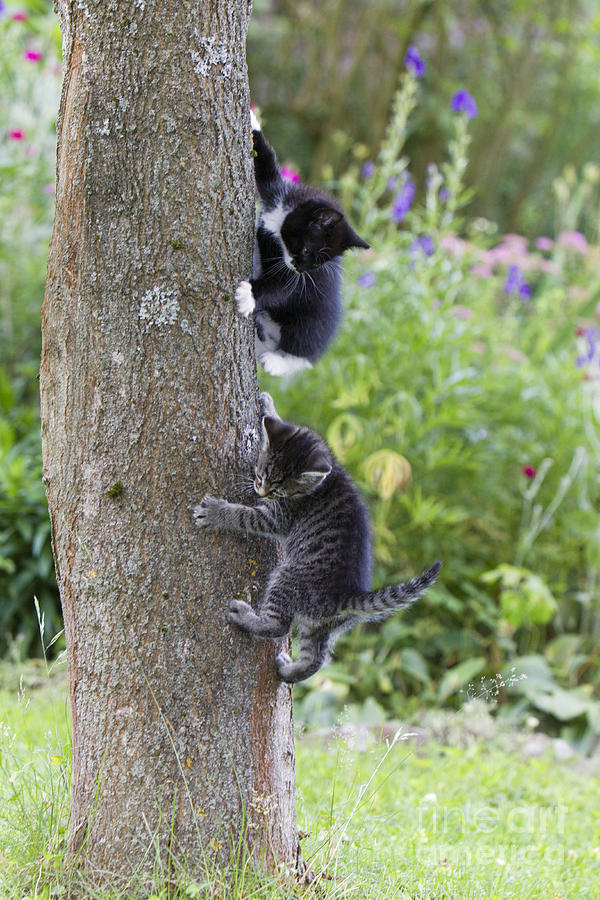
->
0, 662, 599, 898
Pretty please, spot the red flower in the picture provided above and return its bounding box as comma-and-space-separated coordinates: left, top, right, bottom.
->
8, 129, 25, 140
281, 167, 300, 183
522, 466, 537, 479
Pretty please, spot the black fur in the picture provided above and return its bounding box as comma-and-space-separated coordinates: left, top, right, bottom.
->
235, 115, 369, 376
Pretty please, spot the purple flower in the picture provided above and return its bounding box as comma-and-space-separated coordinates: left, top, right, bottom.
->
0, 1, 6, 17
451, 89, 478, 119
439, 187, 450, 203
410, 234, 435, 257
361, 160, 375, 179
357, 271, 376, 289
391, 175, 415, 223
503, 264, 531, 299
576, 327, 600, 369
404, 45, 426, 78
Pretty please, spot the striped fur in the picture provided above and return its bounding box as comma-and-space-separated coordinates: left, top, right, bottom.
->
194, 393, 441, 683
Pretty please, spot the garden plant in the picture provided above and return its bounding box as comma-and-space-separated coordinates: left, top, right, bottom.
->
1, 1, 600, 894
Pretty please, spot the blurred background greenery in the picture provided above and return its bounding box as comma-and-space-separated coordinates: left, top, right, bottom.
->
1, 0, 599, 748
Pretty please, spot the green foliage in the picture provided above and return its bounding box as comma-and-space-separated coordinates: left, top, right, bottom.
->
482, 565, 557, 628
0, 1, 61, 369
0, 3, 61, 657
248, 0, 600, 239
265, 70, 600, 739
0, 364, 60, 658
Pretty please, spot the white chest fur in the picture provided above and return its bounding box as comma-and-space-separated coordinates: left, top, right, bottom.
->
260, 201, 296, 272
261, 202, 288, 238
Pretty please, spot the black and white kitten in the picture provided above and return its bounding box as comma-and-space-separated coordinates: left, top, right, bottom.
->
236, 112, 370, 377
194, 393, 441, 683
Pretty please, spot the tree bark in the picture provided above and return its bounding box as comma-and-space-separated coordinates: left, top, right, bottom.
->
40, 0, 297, 883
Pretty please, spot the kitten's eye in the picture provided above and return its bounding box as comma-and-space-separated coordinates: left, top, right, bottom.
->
302, 248, 310, 257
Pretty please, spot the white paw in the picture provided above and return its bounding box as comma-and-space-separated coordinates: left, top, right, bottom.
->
250, 108, 261, 131
259, 351, 312, 377
235, 280, 255, 317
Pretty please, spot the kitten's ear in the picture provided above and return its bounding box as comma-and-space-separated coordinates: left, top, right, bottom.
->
298, 467, 331, 489
344, 223, 370, 251
312, 207, 343, 231
261, 416, 291, 447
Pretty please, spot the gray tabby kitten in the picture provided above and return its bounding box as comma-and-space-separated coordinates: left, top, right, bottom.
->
194, 393, 441, 683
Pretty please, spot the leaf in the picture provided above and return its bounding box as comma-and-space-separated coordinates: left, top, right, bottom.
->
527, 687, 593, 721
400, 648, 431, 684
544, 634, 582, 673
503, 655, 556, 693
361, 449, 412, 499
482, 565, 557, 628
354, 696, 387, 724
437, 657, 486, 702
326, 413, 364, 459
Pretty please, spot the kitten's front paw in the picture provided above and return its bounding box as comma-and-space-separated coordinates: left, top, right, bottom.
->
235, 280, 255, 318
228, 598, 253, 627
250, 108, 261, 131
193, 495, 227, 529
259, 391, 278, 419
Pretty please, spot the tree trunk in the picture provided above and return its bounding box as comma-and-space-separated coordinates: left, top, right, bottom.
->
40, 0, 297, 883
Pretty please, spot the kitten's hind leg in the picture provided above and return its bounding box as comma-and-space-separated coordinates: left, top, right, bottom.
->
258, 350, 313, 377
227, 598, 290, 639
276, 625, 330, 684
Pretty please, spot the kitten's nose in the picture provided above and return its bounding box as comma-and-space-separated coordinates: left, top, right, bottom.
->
254, 478, 266, 496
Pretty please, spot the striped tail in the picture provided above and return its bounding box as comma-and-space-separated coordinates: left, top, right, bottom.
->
347, 561, 442, 621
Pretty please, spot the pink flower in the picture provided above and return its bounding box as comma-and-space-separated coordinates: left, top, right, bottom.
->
451, 305, 473, 320
470, 262, 494, 279
24, 49, 43, 62
8, 129, 25, 140
12, 10, 28, 20
440, 233, 467, 256
557, 230, 589, 254
281, 167, 300, 183
502, 233, 529, 251
535, 236, 554, 252
522, 466, 537, 479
